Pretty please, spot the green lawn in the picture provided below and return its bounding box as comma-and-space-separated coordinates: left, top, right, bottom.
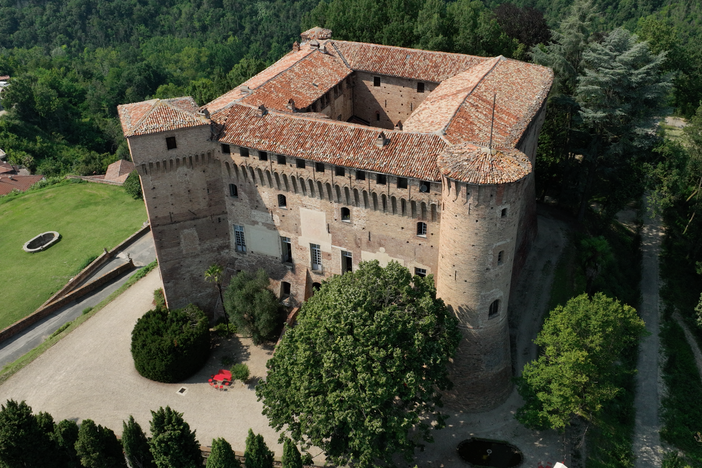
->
0, 181, 147, 330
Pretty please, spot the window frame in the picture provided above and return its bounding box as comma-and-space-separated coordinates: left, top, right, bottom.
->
489, 299, 500, 318
310, 244, 322, 271
417, 222, 427, 237
414, 267, 427, 277
281, 236, 293, 263
234, 225, 246, 253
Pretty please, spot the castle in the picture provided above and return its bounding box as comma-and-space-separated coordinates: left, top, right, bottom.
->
118, 27, 553, 411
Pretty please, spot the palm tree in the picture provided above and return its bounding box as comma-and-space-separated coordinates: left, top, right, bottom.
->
204, 264, 228, 326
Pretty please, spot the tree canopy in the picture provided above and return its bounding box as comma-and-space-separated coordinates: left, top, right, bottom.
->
517, 293, 646, 430
223, 269, 281, 345
149, 406, 203, 468
256, 261, 461, 468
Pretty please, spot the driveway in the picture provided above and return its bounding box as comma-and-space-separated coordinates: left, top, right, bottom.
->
0, 231, 156, 368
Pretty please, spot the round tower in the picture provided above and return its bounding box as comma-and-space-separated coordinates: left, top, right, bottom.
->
436, 143, 532, 411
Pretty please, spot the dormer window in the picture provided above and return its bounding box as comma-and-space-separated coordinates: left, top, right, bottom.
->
166, 137, 177, 150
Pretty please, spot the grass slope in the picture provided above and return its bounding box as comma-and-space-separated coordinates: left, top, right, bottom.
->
0, 181, 146, 329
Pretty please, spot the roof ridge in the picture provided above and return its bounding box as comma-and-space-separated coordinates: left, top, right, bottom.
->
440, 56, 503, 136
331, 40, 486, 62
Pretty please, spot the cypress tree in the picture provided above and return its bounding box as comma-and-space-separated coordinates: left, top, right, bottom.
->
122, 415, 154, 468
244, 429, 273, 468
0, 399, 56, 468
149, 406, 203, 468
75, 419, 127, 468
206, 438, 241, 468
281, 439, 303, 468
54, 420, 80, 468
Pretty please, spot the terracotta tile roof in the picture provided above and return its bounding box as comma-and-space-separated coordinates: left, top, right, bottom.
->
239, 50, 352, 111
205, 47, 316, 113
0, 174, 44, 196
443, 57, 553, 147
329, 41, 487, 82
213, 104, 447, 180
437, 144, 531, 184
403, 57, 501, 134
301, 27, 332, 41
0, 161, 16, 174
104, 159, 135, 183
118, 98, 208, 137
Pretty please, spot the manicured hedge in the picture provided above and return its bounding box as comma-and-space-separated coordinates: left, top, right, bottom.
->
131, 304, 210, 382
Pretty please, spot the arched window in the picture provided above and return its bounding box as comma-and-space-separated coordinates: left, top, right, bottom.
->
372, 193, 378, 211
381, 194, 387, 212
497, 250, 504, 265
281, 281, 291, 297
341, 207, 350, 222
278, 194, 287, 208
308, 179, 315, 197
417, 222, 427, 237
489, 300, 500, 318
229, 184, 238, 198
256, 168, 264, 186
317, 181, 324, 199
335, 185, 342, 203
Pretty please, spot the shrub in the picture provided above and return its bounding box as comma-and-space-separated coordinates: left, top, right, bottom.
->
153, 288, 166, 310
124, 170, 142, 199
50, 322, 72, 339
231, 363, 250, 383
213, 322, 237, 337
82, 307, 93, 315
223, 269, 282, 345
131, 304, 210, 383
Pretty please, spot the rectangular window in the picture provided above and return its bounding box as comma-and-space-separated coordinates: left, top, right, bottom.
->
281, 281, 291, 296
166, 137, 177, 150
258, 151, 268, 161
397, 177, 408, 189
277, 154, 286, 165
373, 76, 381, 87
240, 147, 249, 157
417, 82, 425, 93
315, 162, 325, 173
221, 144, 231, 154
415, 268, 427, 277
281, 237, 292, 263
234, 225, 246, 253
356, 170, 366, 181
296, 158, 305, 169
311, 244, 322, 271
498, 250, 504, 265
419, 181, 431, 193
335, 166, 345, 177
376, 174, 386, 185
342, 251, 353, 273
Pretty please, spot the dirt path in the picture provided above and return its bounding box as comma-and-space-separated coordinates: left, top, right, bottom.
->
633, 200, 664, 468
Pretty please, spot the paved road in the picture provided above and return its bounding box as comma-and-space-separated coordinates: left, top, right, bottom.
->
633, 201, 664, 468
0, 231, 156, 368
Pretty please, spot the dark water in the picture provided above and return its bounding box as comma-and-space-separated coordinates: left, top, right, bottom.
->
457, 438, 524, 468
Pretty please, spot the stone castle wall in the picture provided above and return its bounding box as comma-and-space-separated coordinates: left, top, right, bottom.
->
129, 126, 230, 313
436, 178, 526, 410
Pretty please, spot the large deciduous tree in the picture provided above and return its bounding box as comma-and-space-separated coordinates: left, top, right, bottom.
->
516, 293, 646, 430
256, 261, 461, 468
223, 269, 281, 345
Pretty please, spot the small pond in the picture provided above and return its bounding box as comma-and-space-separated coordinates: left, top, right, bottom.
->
457, 438, 524, 468
23, 231, 61, 253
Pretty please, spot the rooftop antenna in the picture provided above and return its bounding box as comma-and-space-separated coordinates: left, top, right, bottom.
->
488, 93, 496, 150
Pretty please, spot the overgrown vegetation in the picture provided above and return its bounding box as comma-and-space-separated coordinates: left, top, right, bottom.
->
130, 303, 210, 383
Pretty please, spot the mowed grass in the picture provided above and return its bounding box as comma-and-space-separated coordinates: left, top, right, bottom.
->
0, 181, 146, 330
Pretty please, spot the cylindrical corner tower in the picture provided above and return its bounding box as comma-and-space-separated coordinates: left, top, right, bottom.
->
436, 143, 532, 411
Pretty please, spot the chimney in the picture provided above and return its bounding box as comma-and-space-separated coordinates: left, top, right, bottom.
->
292, 41, 300, 52
375, 132, 389, 148
257, 105, 268, 117
394, 121, 403, 131
287, 99, 297, 112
